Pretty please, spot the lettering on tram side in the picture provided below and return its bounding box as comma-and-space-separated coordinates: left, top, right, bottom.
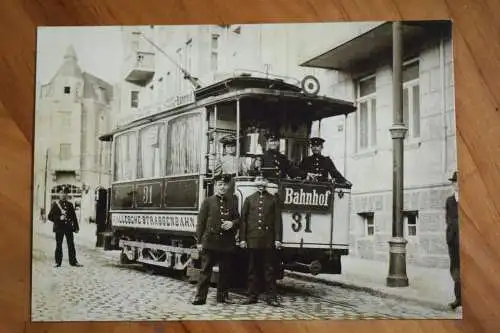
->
279, 181, 333, 213
135, 181, 162, 208
111, 213, 197, 233
291, 212, 313, 233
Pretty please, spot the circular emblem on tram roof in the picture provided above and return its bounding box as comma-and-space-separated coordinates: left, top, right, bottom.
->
301, 75, 320, 96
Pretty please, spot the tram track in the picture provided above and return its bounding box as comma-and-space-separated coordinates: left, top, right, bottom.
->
104, 258, 393, 319
33, 229, 460, 320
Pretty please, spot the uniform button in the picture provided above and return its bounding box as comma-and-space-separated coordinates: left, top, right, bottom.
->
258, 226, 262, 230
258, 220, 262, 223
220, 232, 223, 235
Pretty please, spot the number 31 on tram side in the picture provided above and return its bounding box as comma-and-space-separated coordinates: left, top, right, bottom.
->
99, 74, 356, 282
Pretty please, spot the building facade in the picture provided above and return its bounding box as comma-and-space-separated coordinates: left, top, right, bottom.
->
34, 46, 114, 223
115, 22, 456, 268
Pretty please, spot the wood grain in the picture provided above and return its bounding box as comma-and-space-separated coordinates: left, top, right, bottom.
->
0, 0, 499, 332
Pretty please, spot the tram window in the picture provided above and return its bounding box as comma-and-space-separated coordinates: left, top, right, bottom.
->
114, 132, 138, 181
138, 124, 164, 179
166, 113, 202, 176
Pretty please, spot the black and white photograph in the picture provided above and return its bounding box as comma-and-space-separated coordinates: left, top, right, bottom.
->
31, 20, 462, 321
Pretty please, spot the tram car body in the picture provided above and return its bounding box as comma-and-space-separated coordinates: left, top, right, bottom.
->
100, 74, 356, 281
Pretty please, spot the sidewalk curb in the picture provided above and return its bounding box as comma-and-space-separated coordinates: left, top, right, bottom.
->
284, 271, 451, 312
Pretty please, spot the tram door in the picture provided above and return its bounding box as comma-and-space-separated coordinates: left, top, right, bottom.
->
95, 188, 109, 247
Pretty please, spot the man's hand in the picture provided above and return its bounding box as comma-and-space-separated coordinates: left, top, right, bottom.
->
240, 241, 247, 248
221, 220, 234, 230
274, 241, 282, 249
196, 243, 203, 251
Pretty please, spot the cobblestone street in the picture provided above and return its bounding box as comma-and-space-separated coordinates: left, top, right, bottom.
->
31, 225, 461, 321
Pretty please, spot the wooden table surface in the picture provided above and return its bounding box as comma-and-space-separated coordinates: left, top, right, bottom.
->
1, 0, 499, 332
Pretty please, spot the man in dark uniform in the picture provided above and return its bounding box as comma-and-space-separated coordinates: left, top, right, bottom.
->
239, 176, 282, 306
300, 137, 352, 186
47, 186, 83, 267
192, 174, 240, 305
261, 133, 304, 180
445, 171, 461, 310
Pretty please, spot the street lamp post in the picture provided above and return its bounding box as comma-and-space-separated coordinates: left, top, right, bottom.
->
387, 21, 409, 287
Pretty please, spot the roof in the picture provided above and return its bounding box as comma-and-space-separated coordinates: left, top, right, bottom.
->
194, 75, 302, 100
82, 72, 114, 104
54, 45, 83, 78
301, 20, 452, 72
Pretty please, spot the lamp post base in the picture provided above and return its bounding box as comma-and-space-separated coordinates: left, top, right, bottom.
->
386, 237, 409, 287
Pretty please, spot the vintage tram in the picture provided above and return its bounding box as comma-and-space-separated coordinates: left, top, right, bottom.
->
99, 74, 356, 282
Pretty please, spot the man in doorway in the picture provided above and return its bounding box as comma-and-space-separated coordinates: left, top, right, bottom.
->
192, 174, 240, 305
299, 137, 352, 186
47, 186, 83, 268
239, 176, 282, 306
261, 133, 304, 180
445, 171, 461, 310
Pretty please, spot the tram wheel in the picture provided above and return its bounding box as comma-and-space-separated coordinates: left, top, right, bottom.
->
119, 251, 132, 264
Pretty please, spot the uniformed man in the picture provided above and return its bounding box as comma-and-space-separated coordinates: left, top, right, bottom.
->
47, 186, 83, 268
300, 137, 352, 186
239, 176, 282, 306
261, 133, 304, 180
192, 174, 240, 305
445, 171, 461, 310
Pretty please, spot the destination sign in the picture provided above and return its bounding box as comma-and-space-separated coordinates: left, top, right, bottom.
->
279, 181, 333, 213
111, 213, 197, 232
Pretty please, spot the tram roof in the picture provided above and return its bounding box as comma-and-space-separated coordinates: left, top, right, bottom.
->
100, 76, 356, 142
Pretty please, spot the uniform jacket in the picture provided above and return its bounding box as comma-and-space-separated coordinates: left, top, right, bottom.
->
262, 149, 305, 179
196, 194, 240, 252
445, 194, 459, 245
240, 190, 282, 249
48, 200, 79, 233
299, 154, 347, 183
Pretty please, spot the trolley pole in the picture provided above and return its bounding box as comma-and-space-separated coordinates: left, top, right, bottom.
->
387, 21, 409, 287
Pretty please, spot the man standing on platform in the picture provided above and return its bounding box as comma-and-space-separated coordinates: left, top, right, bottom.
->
445, 171, 461, 310
261, 133, 304, 180
239, 176, 282, 306
47, 186, 83, 268
192, 174, 240, 305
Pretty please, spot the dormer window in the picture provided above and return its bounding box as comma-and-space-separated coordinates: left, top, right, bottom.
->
64, 86, 71, 94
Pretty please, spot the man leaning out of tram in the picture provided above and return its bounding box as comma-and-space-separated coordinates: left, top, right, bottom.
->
192, 173, 240, 305
299, 137, 352, 187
